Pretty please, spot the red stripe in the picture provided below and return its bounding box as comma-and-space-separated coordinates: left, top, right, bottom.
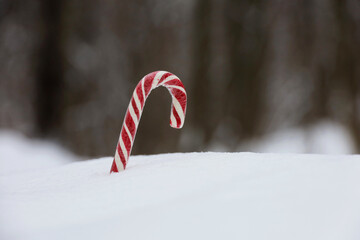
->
172, 106, 181, 128
117, 144, 127, 168
158, 72, 172, 84
125, 113, 136, 137
136, 83, 144, 107
110, 159, 118, 173
162, 78, 183, 88
143, 72, 156, 97
121, 129, 132, 152
171, 88, 187, 112
131, 98, 140, 118
167, 79, 186, 112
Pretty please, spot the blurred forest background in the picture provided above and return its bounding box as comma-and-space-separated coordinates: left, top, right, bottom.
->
0, 0, 359, 157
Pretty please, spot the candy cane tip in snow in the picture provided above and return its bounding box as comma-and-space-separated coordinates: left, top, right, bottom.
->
110, 71, 187, 173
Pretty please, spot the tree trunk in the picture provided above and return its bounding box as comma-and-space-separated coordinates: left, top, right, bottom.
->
35, 0, 65, 136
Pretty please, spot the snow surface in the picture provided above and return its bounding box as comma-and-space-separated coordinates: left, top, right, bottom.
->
1, 149, 360, 240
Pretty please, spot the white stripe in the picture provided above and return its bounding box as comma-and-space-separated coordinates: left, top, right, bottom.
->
152, 71, 167, 90
124, 123, 133, 143
128, 104, 138, 127
168, 85, 186, 94
114, 150, 124, 170
133, 90, 142, 114
172, 97, 185, 125
170, 112, 177, 127
119, 138, 128, 159
161, 75, 177, 85
141, 77, 146, 99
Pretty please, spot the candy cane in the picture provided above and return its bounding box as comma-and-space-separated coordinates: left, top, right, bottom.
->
110, 71, 187, 173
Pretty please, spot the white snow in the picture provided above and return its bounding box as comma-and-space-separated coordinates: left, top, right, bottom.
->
0, 130, 81, 175
1, 131, 360, 240
239, 121, 356, 154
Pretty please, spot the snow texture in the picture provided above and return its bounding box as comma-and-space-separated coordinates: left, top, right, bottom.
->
1, 131, 360, 240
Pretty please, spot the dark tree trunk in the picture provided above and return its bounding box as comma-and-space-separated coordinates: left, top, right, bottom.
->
35, 0, 65, 135
191, 0, 213, 146
224, 0, 267, 139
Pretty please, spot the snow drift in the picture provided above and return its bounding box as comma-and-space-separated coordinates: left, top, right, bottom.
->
1, 151, 360, 240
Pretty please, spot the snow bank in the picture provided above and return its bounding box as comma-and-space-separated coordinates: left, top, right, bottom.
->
239, 121, 356, 154
0, 130, 81, 175
1, 152, 360, 240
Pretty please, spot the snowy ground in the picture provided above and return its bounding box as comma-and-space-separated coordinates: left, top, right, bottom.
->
1, 131, 360, 240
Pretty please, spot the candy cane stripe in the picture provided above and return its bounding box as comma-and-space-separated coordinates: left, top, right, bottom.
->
159, 72, 172, 84
119, 138, 128, 158
128, 105, 139, 127
160, 75, 178, 85
136, 87, 144, 108
131, 99, 140, 118
163, 80, 183, 90
171, 89, 186, 111
172, 97, 184, 124
114, 151, 123, 171
124, 124, 133, 143
168, 85, 186, 93
121, 130, 132, 152
152, 71, 166, 89
133, 91, 143, 113
170, 112, 177, 128
125, 114, 136, 136
116, 143, 127, 167
110, 71, 187, 173
172, 106, 181, 128
144, 76, 154, 96
141, 77, 146, 100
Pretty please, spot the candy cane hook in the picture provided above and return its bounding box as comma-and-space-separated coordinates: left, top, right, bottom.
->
110, 71, 187, 173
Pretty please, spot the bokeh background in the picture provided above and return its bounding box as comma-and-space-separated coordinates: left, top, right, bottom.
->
0, 0, 359, 158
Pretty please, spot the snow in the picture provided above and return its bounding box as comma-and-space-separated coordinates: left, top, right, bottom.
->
239, 121, 356, 154
1, 131, 360, 240
0, 130, 81, 175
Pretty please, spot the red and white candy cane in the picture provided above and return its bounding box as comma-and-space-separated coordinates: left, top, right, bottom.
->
110, 71, 187, 173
